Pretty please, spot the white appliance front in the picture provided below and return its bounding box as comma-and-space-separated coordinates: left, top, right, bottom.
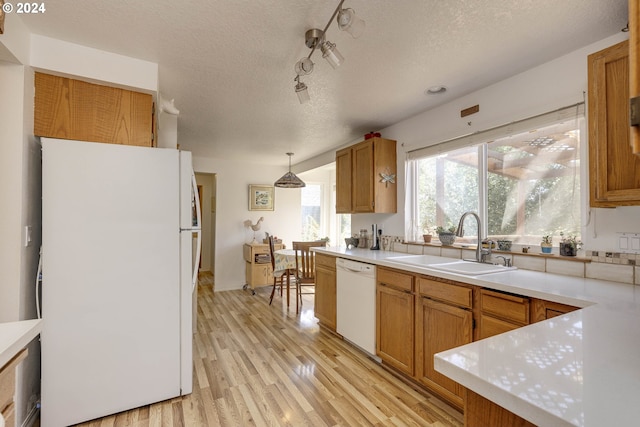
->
41, 139, 195, 427
336, 258, 377, 357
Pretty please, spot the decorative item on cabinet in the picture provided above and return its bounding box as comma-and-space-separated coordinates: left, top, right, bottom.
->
541, 235, 553, 254
335, 137, 397, 214
588, 40, 640, 206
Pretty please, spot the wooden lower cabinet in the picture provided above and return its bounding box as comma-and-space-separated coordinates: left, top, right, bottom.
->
314, 254, 337, 331
376, 267, 415, 376
373, 265, 580, 422
243, 243, 283, 289
416, 297, 472, 408
531, 298, 579, 322
465, 389, 536, 427
478, 289, 530, 339
1, 349, 28, 426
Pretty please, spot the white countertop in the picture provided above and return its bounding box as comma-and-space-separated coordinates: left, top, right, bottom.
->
315, 246, 640, 427
0, 319, 42, 368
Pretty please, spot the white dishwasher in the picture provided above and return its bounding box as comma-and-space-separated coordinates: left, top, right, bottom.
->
336, 258, 377, 357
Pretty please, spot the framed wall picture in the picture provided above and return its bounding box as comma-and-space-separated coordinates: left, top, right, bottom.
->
249, 184, 274, 211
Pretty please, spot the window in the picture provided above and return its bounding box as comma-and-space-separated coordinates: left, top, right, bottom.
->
301, 184, 322, 240
410, 106, 583, 246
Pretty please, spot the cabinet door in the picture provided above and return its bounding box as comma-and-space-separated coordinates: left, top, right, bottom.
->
588, 40, 640, 206
34, 73, 154, 147
352, 140, 375, 213
376, 283, 414, 375
315, 265, 336, 330
335, 147, 352, 213
416, 298, 472, 408
630, 0, 640, 155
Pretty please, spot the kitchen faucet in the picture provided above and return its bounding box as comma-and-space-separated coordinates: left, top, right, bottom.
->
456, 211, 491, 263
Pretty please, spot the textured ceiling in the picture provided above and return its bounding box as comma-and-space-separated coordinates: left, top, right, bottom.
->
21, 0, 627, 166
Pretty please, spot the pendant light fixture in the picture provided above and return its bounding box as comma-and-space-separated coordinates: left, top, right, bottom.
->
274, 153, 306, 188
292, 0, 365, 104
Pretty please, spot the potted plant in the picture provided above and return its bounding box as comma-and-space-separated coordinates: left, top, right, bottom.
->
422, 225, 434, 243
436, 225, 457, 246
559, 232, 581, 257
541, 235, 553, 254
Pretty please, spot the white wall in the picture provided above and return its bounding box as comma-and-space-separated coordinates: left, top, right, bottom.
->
0, 59, 41, 427
192, 156, 302, 291
30, 34, 158, 93
342, 32, 633, 253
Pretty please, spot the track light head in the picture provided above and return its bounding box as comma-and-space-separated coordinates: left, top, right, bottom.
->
321, 41, 343, 69
337, 7, 365, 38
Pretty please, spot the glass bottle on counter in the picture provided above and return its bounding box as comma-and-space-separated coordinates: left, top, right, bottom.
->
358, 229, 369, 248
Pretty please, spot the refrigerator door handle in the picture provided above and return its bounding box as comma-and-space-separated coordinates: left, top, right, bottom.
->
191, 171, 202, 229
192, 229, 202, 291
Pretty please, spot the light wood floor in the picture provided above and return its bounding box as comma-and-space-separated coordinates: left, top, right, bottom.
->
72, 283, 463, 427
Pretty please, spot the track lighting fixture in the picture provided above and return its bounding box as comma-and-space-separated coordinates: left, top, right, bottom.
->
292, 0, 365, 104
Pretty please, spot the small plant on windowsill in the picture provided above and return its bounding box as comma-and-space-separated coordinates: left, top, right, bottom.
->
541, 235, 553, 254
436, 225, 457, 246
559, 232, 582, 257
422, 225, 435, 243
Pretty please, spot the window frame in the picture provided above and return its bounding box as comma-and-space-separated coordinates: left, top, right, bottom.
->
406, 104, 585, 246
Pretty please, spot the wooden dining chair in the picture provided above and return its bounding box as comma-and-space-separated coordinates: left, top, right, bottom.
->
292, 240, 327, 313
268, 236, 287, 305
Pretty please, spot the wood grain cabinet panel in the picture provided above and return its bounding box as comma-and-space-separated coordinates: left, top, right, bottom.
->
335, 137, 397, 213
531, 298, 579, 322
314, 254, 337, 331
35, 72, 154, 147
376, 267, 414, 375
0, 349, 27, 425
243, 243, 282, 290
588, 40, 640, 206
630, 0, 640, 154
416, 297, 472, 409
479, 289, 530, 339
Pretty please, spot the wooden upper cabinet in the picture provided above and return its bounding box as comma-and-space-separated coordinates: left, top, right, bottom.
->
630, 0, 640, 155
588, 40, 640, 207
335, 137, 397, 213
335, 147, 352, 213
35, 72, 154, 147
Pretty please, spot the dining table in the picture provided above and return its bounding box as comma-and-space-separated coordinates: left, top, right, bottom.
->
273, 248, 298, 308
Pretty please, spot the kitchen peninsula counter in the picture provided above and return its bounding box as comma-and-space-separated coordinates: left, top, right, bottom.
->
314, 246, 640, 427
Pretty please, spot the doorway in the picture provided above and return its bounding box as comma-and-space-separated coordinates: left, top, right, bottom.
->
195, 173, 216, 289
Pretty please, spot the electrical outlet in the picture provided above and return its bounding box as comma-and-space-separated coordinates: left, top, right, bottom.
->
618, 232, 640, 253
24, 225, 32, 247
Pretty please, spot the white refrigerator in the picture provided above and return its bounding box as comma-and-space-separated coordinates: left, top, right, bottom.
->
40, 138, 201, 427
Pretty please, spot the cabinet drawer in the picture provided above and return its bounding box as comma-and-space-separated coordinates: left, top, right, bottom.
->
480, 289, 530, 325
377, 267, 413, 292
316, 254, 336, 269
479, 314, 522, 339
418, 277, 472, 309
253, 246, 270, 255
